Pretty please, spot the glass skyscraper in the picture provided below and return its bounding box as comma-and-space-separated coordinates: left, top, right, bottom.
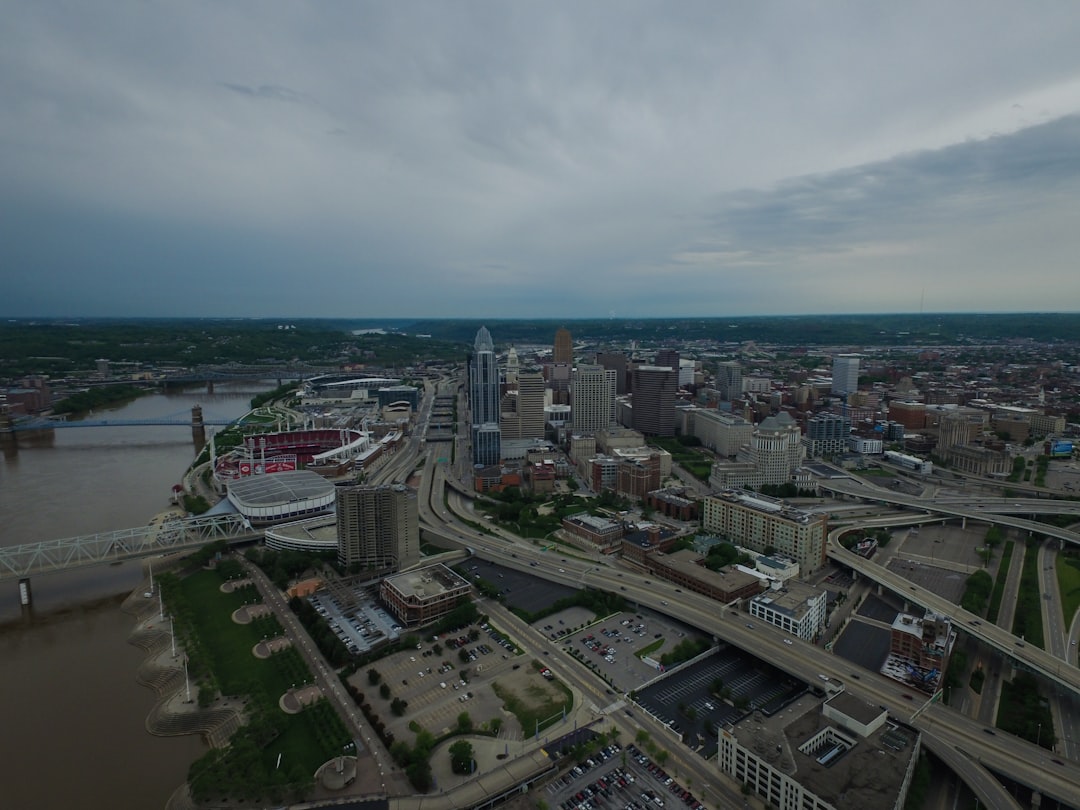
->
469, 326, 501, 466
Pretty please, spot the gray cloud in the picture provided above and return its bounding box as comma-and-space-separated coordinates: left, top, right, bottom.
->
2, 2, 1080, 318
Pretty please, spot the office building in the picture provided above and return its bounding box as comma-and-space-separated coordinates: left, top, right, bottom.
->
831, 354, 861, 397
553, 327, 573, 364
749, 581, 828, 641
501, 369, 546, 440
336, 484, 419, 573
572, 364, 617, 434
631, 365, 678, 436
504, 345, 520, 386
469, 326, 501, 465
718, 695, 917, 810
381, 564, 473, 627
596, 351, 629, 395
747, 413, 805, 487
686, 408, 754, 457
717, 361, 743, 401
655, 349, 680, 370
803, 413, 852, 458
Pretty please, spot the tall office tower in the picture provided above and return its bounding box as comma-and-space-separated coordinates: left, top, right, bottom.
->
572, 364, 617, 434
502, 369, 546, 439
803, 412, 852, 457
553, 327, 573, 364
505, 345, 520, 387
596, 352, 629, 395
336, 484, 419, 572
831, 354, 861, 397
631, 365, 678, 436
717, 361, 743, 401
655, 349, 679, 370
469, 326, 501, 465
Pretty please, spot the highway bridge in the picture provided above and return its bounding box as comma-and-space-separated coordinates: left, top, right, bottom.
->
0, 513, 260, 583
9, 414, 235, 431
819, 477, 1080, 547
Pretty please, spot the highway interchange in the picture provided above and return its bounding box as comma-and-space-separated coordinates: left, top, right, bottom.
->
373, 379, 1080, 809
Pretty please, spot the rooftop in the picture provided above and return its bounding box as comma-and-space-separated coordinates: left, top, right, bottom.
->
227, 470, 336, 507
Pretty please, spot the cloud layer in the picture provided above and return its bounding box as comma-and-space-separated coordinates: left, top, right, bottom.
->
3, 2, 1080, 318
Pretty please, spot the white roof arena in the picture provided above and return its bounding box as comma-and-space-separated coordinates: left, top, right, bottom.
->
226, 470, 336, 525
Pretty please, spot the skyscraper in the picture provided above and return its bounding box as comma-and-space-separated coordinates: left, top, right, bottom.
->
571, 364, 617, 434
631, 365, 678, 436
501, 368, 546, 440
596, 351, 629, 395
831, 354, 861, 397
553, 327, 573, 364
717, 361, 743, 401
336, 484, 419, 572
469, 326, 501, 465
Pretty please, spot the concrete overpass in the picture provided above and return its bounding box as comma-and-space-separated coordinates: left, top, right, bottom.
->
819, 477, 1080, 546
415, 461, 1077, 810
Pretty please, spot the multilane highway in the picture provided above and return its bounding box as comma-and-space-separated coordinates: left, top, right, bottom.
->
413, 457, 1079, 809
819, 478, 1080, 698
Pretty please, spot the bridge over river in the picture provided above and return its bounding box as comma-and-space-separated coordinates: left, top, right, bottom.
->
0, 514, 262, 602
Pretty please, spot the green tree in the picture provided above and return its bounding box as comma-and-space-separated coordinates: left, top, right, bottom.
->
449, 739, 475, 775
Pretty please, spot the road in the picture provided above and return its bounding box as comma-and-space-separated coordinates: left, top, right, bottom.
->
417, 460, 1080, 809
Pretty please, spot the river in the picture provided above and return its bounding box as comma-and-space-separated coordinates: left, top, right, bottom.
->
0, 384, 266, 809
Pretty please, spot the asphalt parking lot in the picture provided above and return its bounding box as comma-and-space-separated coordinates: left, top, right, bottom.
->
857, 593, 900, 624
464, 558, 578, 615
832, 619, 892, 673
634, 648, 805, 758
557, 609, 705, 695
543, 742, 709, 810
884, 557, 968, 603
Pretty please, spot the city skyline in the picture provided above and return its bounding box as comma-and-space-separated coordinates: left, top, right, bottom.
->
4, 4, 1080, 319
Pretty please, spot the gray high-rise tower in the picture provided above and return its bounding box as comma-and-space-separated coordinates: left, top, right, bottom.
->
831, 354, 860, 397
572, 364, 617, 434
469, 326, 501, 465
717, 361, 743, 401
336, 484, 419, 573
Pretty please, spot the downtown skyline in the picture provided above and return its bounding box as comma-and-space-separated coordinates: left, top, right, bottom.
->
3, 3, 1080, 319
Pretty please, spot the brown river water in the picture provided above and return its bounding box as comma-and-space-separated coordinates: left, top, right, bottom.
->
0, 385, 265, 809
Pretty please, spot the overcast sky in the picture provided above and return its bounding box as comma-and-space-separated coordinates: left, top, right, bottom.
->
4, 2, 1080, 320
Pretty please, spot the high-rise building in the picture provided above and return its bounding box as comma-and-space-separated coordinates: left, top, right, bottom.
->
596, 351, 629, 395
717, 361, 743, 401
831, 353, 861, 397
571, 364, 617, 434
502, 369, 546, 440
469, 326, 501, 465
631, 365, 678, 436
803, 412, 852, 457
505, 345, 520, 386
553, 328, 573, 364
655, 349, 680, 370
336, 484, 419, 572
744, 413, 805, 486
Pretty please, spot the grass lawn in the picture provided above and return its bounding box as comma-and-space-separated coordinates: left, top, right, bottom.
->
1057, 554, 1080, 628
635, 638, 664, 659
178, 569, 348, 777
491, 677, 573, 734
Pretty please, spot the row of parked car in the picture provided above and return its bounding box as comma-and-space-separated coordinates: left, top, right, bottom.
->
626, 745, 703, 810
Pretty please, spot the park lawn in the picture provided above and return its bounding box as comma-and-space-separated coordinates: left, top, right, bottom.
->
1057, 554, 1080, 628
179, 569, 347, 779
179, 570, 288, 696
